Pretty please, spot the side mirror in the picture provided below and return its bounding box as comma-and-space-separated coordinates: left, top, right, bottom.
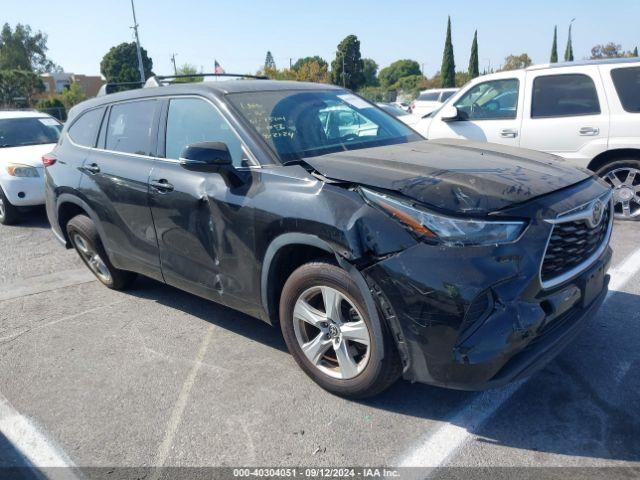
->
179, 142, 232, 172
440, 105, 460, 122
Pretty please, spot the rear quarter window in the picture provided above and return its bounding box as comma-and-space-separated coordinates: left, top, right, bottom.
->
611, 67, 640, 113
68, 107, 105, 147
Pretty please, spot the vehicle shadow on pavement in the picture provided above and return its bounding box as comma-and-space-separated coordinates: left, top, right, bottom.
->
126, 276, 289, 353
10, 207, 50, 230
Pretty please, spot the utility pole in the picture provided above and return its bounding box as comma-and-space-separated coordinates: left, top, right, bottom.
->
289, 58, 292, 70
171, 53, 178, 75
130, 0, 146, 84
342, 53, 346, 88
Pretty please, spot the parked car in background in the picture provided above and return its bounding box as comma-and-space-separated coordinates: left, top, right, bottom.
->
0, 111, 62, 225
415, 58, 640, 220
45, 77, 611, 398
376, 102, 421, 127
410, 88, 458, 117
391, 101, 410, 112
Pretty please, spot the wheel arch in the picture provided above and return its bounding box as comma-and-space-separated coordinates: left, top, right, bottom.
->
56, 194, 104, 247
587, 148, 640, 172
261, 232, 388, 359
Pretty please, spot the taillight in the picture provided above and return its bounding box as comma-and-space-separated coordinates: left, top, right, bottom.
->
42, 154, 57, 167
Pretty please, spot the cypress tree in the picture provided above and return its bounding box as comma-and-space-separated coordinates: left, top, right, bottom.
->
441, 16, 456, 87
564, 24, 574, 62
550, 26, 558, 63
468, 30, 479, 78
264, 51, 276, 70
634, 46, 639, 57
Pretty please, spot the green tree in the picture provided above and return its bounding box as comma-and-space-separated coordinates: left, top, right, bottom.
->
634, 47, 639, 57
0, 23, 58, 73
173, 63, 203, 83
564, 24, 574, 61
330, 35, 365, 90
501, 53, 533, 71
36, 95, 66, 120
590, 43, 635, 59
293, 58, 330, 83
293, 56, 328, 71
100, 42, 153, 86
378, 59, 421, 89
468, 30, 479, 78
441, 16, 456, 87
0, 69, 43, 107
362, 58, 379, 86
264, 51, 276, 70
60, 82, 86, 109
550, 26, 558, 63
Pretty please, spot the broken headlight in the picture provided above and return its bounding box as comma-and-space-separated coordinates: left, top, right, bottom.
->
361, 187, 526, 246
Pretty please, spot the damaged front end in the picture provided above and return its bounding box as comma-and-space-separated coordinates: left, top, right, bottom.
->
347, 177, 613, 390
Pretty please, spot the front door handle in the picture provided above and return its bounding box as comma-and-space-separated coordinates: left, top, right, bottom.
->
499, 128, 518, 138
150, 179, 174, 193
85, 163, 100, 174
579, 127, 600, 136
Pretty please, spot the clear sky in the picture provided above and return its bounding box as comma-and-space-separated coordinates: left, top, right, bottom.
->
3, 0, 639, 78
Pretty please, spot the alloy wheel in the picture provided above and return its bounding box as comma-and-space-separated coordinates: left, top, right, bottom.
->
292, 285, 371, 380
0, 196, 5, 220
603, 167, 640, 219
73, 233, 113, 284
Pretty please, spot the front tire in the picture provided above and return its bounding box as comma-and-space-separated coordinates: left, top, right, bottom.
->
67, 215, 137, 290
280, 261, 401, 398
0, 187, 20, 225
597, 160, 640, 220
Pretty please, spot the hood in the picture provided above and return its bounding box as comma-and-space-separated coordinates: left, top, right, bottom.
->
0, 143, 56, 169
305, 139, 592, 214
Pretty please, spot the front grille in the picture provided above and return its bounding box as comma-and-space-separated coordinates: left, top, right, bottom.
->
541, 199, 611, 285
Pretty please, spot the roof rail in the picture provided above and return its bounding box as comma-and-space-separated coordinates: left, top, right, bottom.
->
144, 72, 268, 88
97, 81, 145, 96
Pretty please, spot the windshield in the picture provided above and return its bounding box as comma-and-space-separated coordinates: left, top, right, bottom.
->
0, 117, 61, 148
227, 90, 421, 163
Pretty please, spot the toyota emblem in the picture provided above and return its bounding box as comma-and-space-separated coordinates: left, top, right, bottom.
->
590, 199, 604, 227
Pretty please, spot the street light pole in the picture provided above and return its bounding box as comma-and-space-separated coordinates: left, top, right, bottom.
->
171, 53, 178, 75
130, 0, 146, 84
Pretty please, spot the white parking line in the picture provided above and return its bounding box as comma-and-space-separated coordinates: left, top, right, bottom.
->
0, 393, 80, 479
150, 324, 215, 479
397, 248, 640, 468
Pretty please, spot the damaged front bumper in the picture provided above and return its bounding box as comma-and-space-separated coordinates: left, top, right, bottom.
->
360, 179, 613, 391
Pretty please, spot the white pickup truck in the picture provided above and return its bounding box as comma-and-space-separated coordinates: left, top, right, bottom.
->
415, 58, 640, 220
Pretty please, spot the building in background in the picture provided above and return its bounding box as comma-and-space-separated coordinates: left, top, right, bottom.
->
39, 73, 105, 99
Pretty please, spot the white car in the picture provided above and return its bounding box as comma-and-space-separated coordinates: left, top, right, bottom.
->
0, 111, 62, 225
410, 88, 458, 117
415, 58, 640, 220
376, 102, 421, 127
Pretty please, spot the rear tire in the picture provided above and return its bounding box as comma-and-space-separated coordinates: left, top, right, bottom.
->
67, 215, 137, 290
280, 261, 401, 398
597, 160, 640, 221
0, 187, 20, 225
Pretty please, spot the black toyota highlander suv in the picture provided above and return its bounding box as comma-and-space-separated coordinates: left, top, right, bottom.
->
44, 76, 613, 398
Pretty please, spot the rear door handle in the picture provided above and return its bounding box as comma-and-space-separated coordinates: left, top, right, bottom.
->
150, 179, 174, 193
579, 127, 600, 136
85, 163, 100, 174
499, 128, 518, 138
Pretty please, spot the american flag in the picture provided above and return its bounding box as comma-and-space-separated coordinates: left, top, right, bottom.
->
214, 60, 225, 74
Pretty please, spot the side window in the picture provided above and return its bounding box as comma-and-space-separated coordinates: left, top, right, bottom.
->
454, 79, 519, 120
165, 98, 251, 167
440, 91, 456, 102
418, 92, 440, 101
68, 107, 105, 147
105, 100, 157, 155
611, 67, 640, 113
531, 74, 600, 118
